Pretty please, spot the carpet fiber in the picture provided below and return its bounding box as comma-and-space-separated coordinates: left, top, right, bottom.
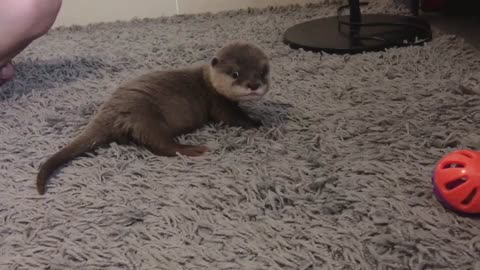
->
1, 2, 480, 270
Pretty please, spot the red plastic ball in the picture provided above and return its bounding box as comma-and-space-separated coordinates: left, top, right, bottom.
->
433, 149, 480, 214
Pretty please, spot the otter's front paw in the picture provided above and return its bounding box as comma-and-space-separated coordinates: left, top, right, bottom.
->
241, 118, 262, 129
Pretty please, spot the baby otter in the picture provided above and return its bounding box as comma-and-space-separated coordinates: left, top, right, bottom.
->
36, 41, 270, 194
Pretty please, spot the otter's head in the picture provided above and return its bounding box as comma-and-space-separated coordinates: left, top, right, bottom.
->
208, 42, 270, 101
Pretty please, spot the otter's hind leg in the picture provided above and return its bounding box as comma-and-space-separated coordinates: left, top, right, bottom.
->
173, 144, 208, 156
127, 113, 208, 157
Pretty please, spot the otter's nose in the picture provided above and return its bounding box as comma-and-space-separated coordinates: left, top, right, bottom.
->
248, 83, 260, 91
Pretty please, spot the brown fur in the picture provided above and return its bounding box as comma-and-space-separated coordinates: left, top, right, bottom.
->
36, 42, 270, 194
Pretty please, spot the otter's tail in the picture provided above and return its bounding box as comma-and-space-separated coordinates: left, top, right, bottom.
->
36, 129, 108, 194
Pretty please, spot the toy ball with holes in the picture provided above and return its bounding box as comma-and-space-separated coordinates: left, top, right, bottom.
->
432, 149, 480, 215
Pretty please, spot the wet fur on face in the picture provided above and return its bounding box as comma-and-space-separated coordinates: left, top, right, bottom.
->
208, 42, 270, 101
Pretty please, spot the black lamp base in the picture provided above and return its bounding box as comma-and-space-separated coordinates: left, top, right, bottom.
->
283, 14, 433, 54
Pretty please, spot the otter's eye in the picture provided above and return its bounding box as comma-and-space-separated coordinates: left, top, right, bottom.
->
232, 71, 239, 79
261, 66, 269, 77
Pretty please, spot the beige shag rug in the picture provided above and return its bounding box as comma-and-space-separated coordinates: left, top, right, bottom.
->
1, 2, 480, 270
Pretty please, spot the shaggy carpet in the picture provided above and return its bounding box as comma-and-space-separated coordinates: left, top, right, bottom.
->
1, 2, 480, 270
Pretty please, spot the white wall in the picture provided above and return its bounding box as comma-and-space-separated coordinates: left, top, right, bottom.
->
54, 0, 322, 27
176, 0, 319, 14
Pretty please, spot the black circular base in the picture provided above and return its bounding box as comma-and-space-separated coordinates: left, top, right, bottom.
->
283, 14, 433, 54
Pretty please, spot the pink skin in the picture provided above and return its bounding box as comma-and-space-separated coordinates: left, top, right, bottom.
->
0, 0, 62, 85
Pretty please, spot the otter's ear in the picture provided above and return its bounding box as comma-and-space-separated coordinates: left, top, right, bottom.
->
211, 57, 219, 66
